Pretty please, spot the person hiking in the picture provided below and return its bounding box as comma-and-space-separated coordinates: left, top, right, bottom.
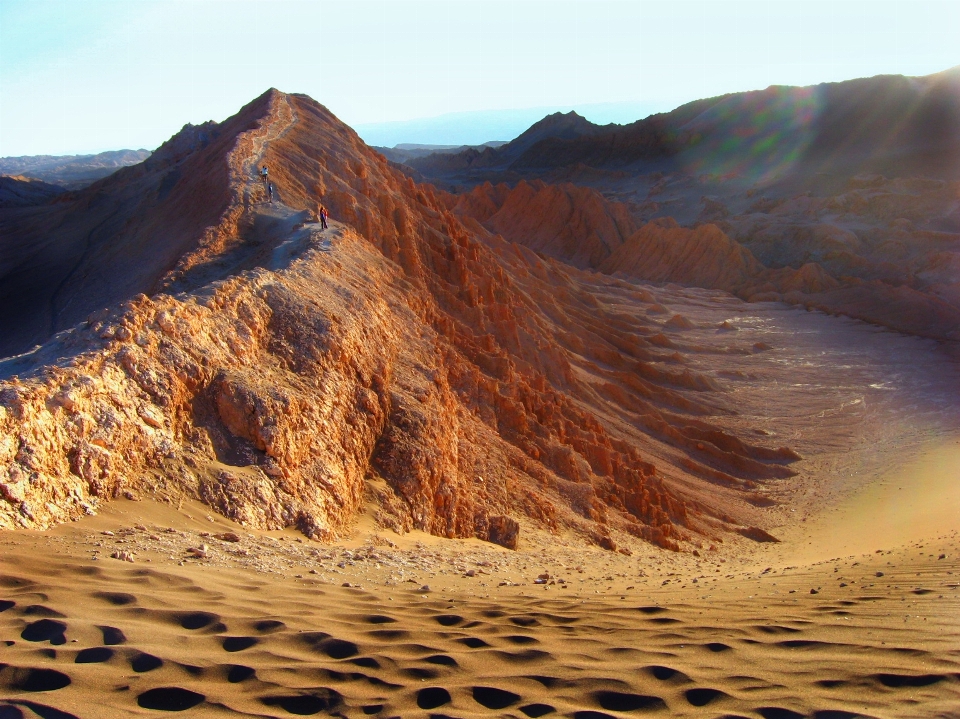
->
260, 165, 268, 186
319, 204, 328, 229
268, 182, 274, 203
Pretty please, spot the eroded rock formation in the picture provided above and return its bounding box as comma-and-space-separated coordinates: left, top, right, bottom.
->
0, 91, 800, 550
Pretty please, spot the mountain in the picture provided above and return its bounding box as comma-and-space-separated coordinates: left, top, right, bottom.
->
0, 149, 151, 189
353, 102, 660, 149
0, 90, 799, 552
408, 111, 607, 176
409, 67, 960, 187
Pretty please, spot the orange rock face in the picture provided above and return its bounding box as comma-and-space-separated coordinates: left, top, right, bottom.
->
0, 91, 801, 550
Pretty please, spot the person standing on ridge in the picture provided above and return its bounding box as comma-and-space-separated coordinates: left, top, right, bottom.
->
319, 204, 328, 229
268, 182, 274, 203
260, 164, 268, 187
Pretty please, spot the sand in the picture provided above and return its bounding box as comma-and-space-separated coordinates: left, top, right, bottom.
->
2, 446, 959, 719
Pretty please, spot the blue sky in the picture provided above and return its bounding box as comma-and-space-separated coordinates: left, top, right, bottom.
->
1, 0, 958, 155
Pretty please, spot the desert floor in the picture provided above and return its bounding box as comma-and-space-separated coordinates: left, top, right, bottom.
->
2, 430, 959, 719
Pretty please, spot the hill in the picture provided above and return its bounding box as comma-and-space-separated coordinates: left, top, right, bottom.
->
0, 90, 810, 555
0, 149, 151, 189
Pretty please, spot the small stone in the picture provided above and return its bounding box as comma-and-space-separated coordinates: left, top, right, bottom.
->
418, 585, 431, 593
464, 569, 476, 577
875, 571, 884, 577
810, 588, 819, 594
216, 532, 241, 543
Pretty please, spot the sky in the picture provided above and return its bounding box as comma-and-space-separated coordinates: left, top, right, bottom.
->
1, 0, 959, 155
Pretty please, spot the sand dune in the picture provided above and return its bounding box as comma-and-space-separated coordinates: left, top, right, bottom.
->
1, 492, 958, 718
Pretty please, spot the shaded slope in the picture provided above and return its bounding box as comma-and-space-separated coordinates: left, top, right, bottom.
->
0, 175, 66, 208
0, 91, 286, 358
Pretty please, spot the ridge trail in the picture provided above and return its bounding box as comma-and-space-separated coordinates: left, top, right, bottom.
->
162, 93, 300, 289
237, 92, 298, 208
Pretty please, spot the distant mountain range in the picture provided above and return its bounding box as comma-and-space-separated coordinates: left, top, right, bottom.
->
373, 141, 506, 165
0, 149, 151, 189
407, 66, 960, 188
354, 101, 662, 148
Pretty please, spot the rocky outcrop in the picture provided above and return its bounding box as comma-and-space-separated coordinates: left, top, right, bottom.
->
600, 218, 765, 290
453, 180, 636, 268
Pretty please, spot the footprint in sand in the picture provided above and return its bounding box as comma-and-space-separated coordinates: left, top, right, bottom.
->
130, 652, 164, 672
20, 619, 67, 645
423, 654, 458, 666
644, 665, 691, 683
704, 642, 732, 652
92, 591, 136, 606
635, 606, 668, 614
472, 686, 521, 709
0, 666, 71, 692
416, 686, 451, 709
74, 647, 114, 663
1, 701, 79, 719
504, 634, 539, 645
519, 704, 556, 717
226, 664, 256, 683
221, 636, 259, 652
509, 615, 540, 627
260, 691, 342, 714
403, 667, 441, 680
756, 708, 806, 719
176, 611, 222, 631
137, 687, 205, 711
594, 690, 667, 711
684, 687, 729, 706
97, 625, 126, 644
298, 632, 359, 659
252, 619, 285, 633
874, 672, 946, 688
